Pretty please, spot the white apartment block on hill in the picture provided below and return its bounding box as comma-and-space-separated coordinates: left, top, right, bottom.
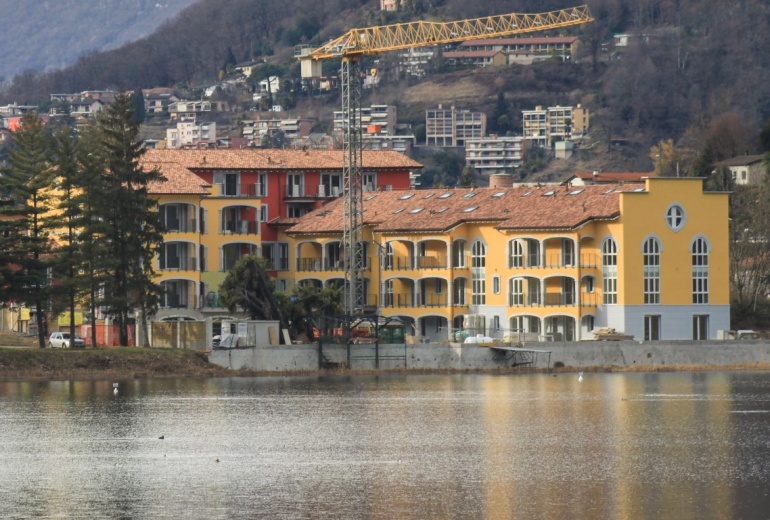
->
465, 135, 528, 174
333, 105, 397, 136
167, 121, 217, 149
522, 104, 589, 147
426, 105, 486, 147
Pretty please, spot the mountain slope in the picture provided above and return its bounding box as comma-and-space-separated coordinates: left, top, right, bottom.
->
0, 0, 201, 80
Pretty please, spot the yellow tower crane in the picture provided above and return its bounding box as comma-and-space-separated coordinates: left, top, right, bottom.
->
297, 5, 594, 316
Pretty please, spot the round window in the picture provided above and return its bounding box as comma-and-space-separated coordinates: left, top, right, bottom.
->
665, 204, 686, 231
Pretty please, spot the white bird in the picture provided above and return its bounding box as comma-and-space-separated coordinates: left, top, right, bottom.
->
578, 372, 584, 382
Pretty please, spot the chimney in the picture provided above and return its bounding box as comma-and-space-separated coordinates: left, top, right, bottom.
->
592, 170, 599, 177
489, 174, 514, 189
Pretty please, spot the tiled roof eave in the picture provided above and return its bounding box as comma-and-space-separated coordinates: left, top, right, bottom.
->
497, 214, 620, 231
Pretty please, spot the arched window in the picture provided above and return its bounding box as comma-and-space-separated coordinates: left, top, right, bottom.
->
643, 237, 660, 304
602, 238, 618, 304
692, 237, 709, 304
471, 241, 486, 305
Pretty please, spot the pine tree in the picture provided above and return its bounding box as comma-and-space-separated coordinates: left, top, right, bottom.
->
94, 92, 164, 346
131, 89, 146, 123
0, 112, 56, 348
74, 123, 112, 349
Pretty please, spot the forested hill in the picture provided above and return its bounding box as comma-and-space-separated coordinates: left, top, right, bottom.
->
0, 0, 200, 81
2, 0, 770, 174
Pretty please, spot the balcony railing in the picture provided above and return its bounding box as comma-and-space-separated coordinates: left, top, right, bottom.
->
163, 218, 197, 233
383, 255, 447, 270
220, 220, 259, 234
159, 256, 197, 271
160, 292, 198, 309
508, 253, 599, 269
508, 292, 598, 307
297, 257, 372, 271
264, 258, 290, 271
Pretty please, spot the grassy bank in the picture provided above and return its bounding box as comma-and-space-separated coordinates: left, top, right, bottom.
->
0, 347, 254, 381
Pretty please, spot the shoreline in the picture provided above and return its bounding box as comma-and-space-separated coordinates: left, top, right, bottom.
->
2, 347, 770, 382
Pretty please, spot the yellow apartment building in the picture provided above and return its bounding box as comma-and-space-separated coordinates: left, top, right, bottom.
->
280, 178, 729, 342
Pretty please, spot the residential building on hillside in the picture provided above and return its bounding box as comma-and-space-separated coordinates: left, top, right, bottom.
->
426, 105, 486, 147
522, 105, 590, 147
168, 100, 229, 121
0, 103, 37, 116
143, 88, 180, 115
380, 0, 402, 11
395, 47, 439, 79
443, 50, 507, 68
333, 105, 397, 137
714, 155, 765, 186
242, 116, 315, 146
465, 135, 528, 174
166, 121, 217, 149
460, 36, 580, 63
278, 178, 729, 342
142, 148, 421, 320
70, 99, 106, 120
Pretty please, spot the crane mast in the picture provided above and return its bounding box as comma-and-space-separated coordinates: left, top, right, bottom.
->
297, 6, 594, 315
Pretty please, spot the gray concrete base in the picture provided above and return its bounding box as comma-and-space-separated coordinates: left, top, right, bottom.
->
208, 340, 770, 373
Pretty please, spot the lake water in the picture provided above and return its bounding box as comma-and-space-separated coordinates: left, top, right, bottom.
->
1, 372, 770, 519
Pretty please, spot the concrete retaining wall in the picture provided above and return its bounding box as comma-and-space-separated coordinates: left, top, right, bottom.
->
208, 340, 770, 373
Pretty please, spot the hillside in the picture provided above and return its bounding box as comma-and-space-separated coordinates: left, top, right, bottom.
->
2, 0, 770, 178
0, 0, 201, 81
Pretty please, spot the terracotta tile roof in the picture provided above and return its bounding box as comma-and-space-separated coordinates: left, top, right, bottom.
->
714, 155, 765, 167
142, 161, 211, 195
444, 50, 503, 58
567, 171, 655, 184
461, 36, 578, 47
286, 185, 643, 235
142, 148, 422, 170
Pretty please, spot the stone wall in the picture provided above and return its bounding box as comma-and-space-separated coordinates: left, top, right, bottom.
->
208, 340, 770, 373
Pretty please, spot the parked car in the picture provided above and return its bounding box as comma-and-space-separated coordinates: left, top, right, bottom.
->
48, 332, 86, 348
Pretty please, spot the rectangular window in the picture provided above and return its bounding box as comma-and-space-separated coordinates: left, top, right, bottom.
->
435, 279, 443, 294
693, 315, 709, 340
260, 204, 268, 224
493, 275, 500, 294
602, 267, 617, 304
511, 279, 523, 306
492, 315, 500, 332
644, 315, 661, 341
472, 274, 485, 305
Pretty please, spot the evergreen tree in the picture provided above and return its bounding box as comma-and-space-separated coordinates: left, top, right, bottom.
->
49, 125, 82, 344
0, 112, 56, 348
74, 123, 112, 349
94, 92, 164, 346
131, 89, 146, 123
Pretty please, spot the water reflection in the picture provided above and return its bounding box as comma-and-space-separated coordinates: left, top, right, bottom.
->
1, 372, 770, 519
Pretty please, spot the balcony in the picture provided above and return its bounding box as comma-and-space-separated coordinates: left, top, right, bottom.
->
380, 293, 449, 308
163, 218, 197, 233
297, 257, 343, 272
508, 253, 598, 269
220, 219, 259, 235
508, 292, 598, 307
159, 256, 197, 271
264, 258, 290, 271
384, 255, 447, 271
